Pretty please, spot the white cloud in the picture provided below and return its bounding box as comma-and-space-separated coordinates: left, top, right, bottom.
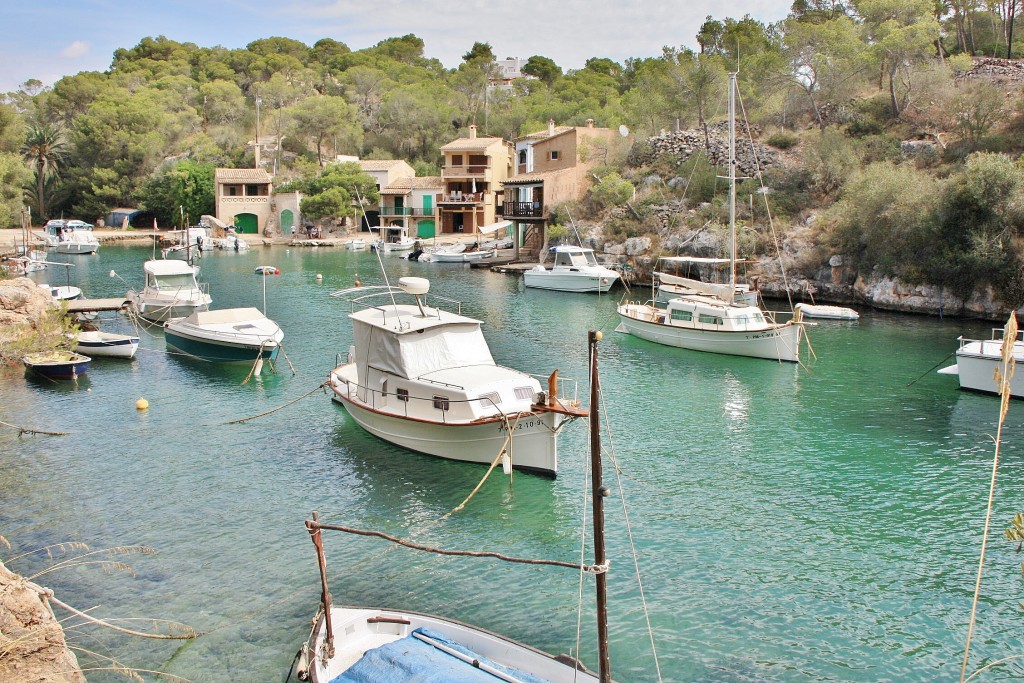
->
60, 41, 91, 59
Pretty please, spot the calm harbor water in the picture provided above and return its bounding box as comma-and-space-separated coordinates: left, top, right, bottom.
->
3, 244, 1024, 682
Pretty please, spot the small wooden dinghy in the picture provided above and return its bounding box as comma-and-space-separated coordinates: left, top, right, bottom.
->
23, 351, 92, 380
73, 330, 140, 359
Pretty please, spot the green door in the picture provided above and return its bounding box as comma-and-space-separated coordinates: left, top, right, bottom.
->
417, 220, 435, 238
422, 194, 432, 214
234, 213, 258, 234
280, 209, 294, 232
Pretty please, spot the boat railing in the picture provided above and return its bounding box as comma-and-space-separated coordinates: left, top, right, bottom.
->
330, 286, 464, 318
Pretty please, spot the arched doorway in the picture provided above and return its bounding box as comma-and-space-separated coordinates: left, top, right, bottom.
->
234, 213, 258, 234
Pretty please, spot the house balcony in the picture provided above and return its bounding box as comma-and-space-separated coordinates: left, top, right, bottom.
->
502, 201, 544, 219
438, 192, 484, 206
441, 165, 493, 181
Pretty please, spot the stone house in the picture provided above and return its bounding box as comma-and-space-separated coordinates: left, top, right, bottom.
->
438, 125, 512, 236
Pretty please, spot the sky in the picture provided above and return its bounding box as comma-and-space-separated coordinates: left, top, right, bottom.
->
1, 0, 791, 93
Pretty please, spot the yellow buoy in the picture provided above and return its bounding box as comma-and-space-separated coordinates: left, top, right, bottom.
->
595, 330, 603, 341
135, 397, 149, 411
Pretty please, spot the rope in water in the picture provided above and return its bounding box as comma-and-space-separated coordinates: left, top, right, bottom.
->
0, 419, 69, 436
226, 381, 329, 424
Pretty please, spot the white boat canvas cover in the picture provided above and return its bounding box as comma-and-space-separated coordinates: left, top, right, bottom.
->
351, 306, 494, 381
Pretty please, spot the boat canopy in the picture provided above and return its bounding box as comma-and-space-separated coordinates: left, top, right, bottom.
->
181, 308, 264, 325
144, 260, 198, 276
478, 220, 512, 234
352, 313, 494, 379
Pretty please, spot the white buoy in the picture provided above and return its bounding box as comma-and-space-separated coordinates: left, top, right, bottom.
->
109, 270, 116, 278
501, 453, 511, 475
316, 273, 323, 281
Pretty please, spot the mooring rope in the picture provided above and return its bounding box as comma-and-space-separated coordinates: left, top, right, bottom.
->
0, 419, 69, 436
227, 380, 329, 424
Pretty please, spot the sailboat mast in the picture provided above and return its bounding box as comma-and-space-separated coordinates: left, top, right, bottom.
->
728, 71, 737, 293
588, 329, 611, 682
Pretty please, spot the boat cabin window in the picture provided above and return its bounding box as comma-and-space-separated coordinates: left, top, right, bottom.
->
396, 388, 409, 402
671, 309, 693, 322
513, 386, 534, 401
433, 395, 450, 411
152, 274, 196, 291
698, 314, 724, 325
476, 391, 500, 409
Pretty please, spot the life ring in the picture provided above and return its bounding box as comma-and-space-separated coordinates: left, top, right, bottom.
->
255, 266, 280, 275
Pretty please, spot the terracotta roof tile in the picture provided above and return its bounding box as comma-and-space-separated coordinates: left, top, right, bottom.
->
215, 168, 273, 182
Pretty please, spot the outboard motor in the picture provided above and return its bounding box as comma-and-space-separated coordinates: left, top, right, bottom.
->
408, 248, 423, 261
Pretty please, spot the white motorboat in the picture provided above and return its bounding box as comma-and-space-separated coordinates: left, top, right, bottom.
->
616, 72, 805, 363
524, 245, 619, 293
73, 330, 140, 359
794, 303, 860, 320
127, 259, 211, 323
420, 244, 496, 263
344, 238, 368, 250
327, 276, 585, 476
54, 220, 100, 255
298, 331, 614, 683
373, 225, 417, 253
40, 219, 66, 247
39, 283, 83, 301
164, 307, 283, 362
938, 325, 1023, 399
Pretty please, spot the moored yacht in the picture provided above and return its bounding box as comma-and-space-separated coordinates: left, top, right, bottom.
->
127, 259, 212, 323
327, 276, 585, 476
523, 245, 619, 293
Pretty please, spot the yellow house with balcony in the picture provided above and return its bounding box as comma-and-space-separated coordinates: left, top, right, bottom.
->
438, 125, 512, 235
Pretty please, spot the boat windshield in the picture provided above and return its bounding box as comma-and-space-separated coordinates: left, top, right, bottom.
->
152, 274, 197, 291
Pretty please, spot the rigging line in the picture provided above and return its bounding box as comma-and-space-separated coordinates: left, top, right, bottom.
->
226, 380, 329, 424
907, 349, 957, 387
313, 522, 602, 571
598, 383, 664, 682
573, 408, 592, 680
960, 321, 1017, 682
735, 85, 796, 313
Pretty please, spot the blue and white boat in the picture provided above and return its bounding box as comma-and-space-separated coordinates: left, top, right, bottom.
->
73, 330, 140, 359
23, 351, 91, 380
163, 308, 283, 362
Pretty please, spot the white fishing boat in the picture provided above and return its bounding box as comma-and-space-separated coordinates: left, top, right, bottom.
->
39, 283, 83, 301
420, 243, 497, 263
40, 219, 66, 247
794, 303, 859, 320
616, 72, 805, 363
327, 276, 585, 476
73, 330, 140, 359
298, 331, 614, 683
54, 220, 100, 255
164, 307, 283, 362
524, 245, 619, 293
126, 259, 211, 323
938, 324, 1024, 399
214, 233, 249, 251
344, 237, 368, 250
373, 225, 417, 253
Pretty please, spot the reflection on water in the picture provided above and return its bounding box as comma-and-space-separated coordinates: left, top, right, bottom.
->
3, 245, 1024, 681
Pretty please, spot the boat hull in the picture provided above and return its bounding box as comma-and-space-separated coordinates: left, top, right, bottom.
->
306, 607, 599, 683
944, 339, 1024, 398
74, 331, 139, 359
330, 371, 562, 476
794, 303, 859, 320
164, 328, 279, 363
524, 270, 618, 293
55, 243, 99, 254
616, 305, 802, 362
23, 352, 91, 380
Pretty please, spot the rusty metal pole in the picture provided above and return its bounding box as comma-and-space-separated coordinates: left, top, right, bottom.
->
588, 330, 611, 682
306, 511, 335, 659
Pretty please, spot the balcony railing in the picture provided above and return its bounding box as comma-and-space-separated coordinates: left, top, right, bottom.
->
502, 201, 544, 218
380, 207, 435, 217
439, 193, 483, 204
442, 165, 491, 180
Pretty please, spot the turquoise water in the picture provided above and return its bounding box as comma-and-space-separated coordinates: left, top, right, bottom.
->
3, 245, 1024, 682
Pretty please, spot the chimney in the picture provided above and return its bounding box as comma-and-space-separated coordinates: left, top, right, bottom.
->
586, 118, 595, 128
468, 124, 477, 139
547, 119, 555, 136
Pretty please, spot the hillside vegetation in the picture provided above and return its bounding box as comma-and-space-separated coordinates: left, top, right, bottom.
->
2, 1, 1024, 312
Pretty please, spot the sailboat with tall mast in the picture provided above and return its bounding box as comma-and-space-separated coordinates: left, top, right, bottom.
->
616, 72, 804, 363
297, 330, 614, 682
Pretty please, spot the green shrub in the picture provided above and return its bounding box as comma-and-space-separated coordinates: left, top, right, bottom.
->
766, 131, 799, 149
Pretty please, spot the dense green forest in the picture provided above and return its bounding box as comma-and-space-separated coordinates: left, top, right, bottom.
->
2, 0, 1024, 307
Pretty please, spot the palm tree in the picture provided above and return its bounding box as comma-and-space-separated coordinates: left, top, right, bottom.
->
21, 124, 68, 220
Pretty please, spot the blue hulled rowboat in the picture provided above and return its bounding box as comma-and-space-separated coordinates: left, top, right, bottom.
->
23, 351, 92, 380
